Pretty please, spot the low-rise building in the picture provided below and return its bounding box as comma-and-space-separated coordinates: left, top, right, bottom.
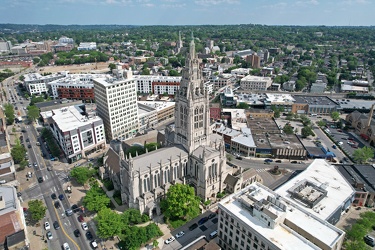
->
209, 74, 232, 90
218, 182, 345, 250
0, 186, 28, 249
275, 159, 355, 225
77, 42, 97, 51
0, 110, 15, 184
133, 75, 181, 95
48, 73, 108, 101
220, 87, 236, 107
41, 105, 106, 162
138, 101, 175, 127
310, 81, 327, 93
23, 72, 65, 95
240, 75, 272, 91
346, 104, 375, 145
282, 80, 296, 91
292, 95, 339, 115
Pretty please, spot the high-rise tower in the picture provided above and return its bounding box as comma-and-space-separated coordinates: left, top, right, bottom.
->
174, 35, 210, 153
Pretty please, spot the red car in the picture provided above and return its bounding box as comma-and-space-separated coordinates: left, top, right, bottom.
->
77, 215, 84, 222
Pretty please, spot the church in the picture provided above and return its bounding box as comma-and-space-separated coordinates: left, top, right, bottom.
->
108, 37, 228, 218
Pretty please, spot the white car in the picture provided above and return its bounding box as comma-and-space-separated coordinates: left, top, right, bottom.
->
164, 236, 175, 244
46, 231, 53, 240
175, 231, 185, 238
338, 141, 343, 145
44, 222, 50, 230
81, 222, 88, 231
62, 243, 70, 250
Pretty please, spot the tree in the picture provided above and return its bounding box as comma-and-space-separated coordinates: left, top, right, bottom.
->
152, 240, 159, 249
28, 200, 47, 221
237, 102, 249, 109
70, 166, 96, 185
160, 184, 200, 220
83, 186, 110, 212
331, 111, 340, 121
301, 126, 315, 138
27, 105, 40, 121
317, 120, 327, 127
11, 141, 26, 164
353, 147, 374, 164
96, 208, 124, 238
108, 63, 116, 71
3, 103, 15, 125
19, 75, 25, 81
283, 125, 294, 134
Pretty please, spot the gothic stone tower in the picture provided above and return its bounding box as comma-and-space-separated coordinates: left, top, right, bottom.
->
174, 36, 210, 154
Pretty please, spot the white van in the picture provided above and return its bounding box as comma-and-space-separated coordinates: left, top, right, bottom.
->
210, 230, 218, 238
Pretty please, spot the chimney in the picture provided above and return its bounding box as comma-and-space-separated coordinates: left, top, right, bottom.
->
367, 104, 375, 127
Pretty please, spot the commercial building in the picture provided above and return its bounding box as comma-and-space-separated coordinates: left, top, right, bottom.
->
23, 72, 65, 95
94, 72, 139, 141
276, 159, 355, 224
310, 81, 327, 94
0, 186, 28, 249
77, 42, 97, 51
218, 182, 345, 250
138, 101, 175, 129
292, 95, 339, 115
209, 74, 233, 90
240, 75, 272, 91
0, 41, 12, 52
220, 87, 236, 107
133, 75, 181, 95
42, 105, 106, 162
246, 53, 261, 69
48, 73, 108, 101
0, 109, 15, 184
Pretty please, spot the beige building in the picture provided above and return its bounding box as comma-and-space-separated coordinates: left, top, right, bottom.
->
111, 38, 229, 218
346, 104, 375, 146
240, 75, 272, 91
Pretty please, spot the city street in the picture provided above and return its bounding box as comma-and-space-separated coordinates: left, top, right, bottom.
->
3, 77, 91, 250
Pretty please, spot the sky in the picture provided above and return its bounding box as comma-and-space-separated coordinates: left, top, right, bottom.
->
1, 0, 374, 26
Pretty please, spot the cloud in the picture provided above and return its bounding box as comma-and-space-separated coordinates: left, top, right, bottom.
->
343, 0, 370, 4
258, 2, 287, 9
194, 0, 240, 6
161, 3, 187, 8
295, 0, 319, 6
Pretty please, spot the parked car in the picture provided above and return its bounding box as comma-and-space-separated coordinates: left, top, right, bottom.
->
198, 217, 209, 225
38, 177, 43, 183
264, 159, 273, 163
77, 215, 84, 222
189, 223, 198, 231
208, 213, 217, 219
71, 204, 78, 212
44, 222, 50, 230
54, 201, 60, 209
74, 229, 81, 237
62, 243, 70, 250
59, 194, 64, 201
332, 145, 337, 149
81, 222, 88, 231
91, 240, 98, 249
86, 231, 93, 240
338, 141, 343, 145
65, 209, 73, 216
164, 236, 175, 244
291, 161, 298, 164
46, 231, 53, 240
275, 160, 282, 163
53, 221, 60, 230
51, 193, 57, 200
175, 231, 185, 238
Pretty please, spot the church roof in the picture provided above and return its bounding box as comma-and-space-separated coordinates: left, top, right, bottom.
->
224, 174, 239, 187
191, 145, 221, 159
132, 145, 188, 173
105, 147, 120, 174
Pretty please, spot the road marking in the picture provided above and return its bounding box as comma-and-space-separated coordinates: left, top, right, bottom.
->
45, 175, 48, 180
52, 200, 80, 250
53, 187, 56, 192
256, 168, 270, 173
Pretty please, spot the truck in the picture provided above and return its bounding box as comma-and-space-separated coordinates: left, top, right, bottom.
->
15, 116, 22, 123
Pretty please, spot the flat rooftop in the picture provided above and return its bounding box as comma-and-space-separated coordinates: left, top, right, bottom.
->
267, 134, 304, 150
51, 105, 102, 132
247, 117, 280, 135
293, 95, 338, 106
48, 73, 108, 86
265, 93, 295, 104
275, 159, 355, 221
219, 183, 345, 250
138, 101, 175, 111
335, 98, 375, 110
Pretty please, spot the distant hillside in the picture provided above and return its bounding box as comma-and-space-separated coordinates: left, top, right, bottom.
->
0, 24, 138, 33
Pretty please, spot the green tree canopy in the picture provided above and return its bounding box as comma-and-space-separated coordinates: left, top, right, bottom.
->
161, 184, 200, 220
27, 105, 40, 121
28, 200, 47, 221
108, 63, 116, 71
353, 147, 374, 164
4, 103, 15, 125
96, 207, 124, 239
237, 102, 249, 109
330, 111, 340, 121
316, 120, 327, 127
11, 140, 26, 164
301, 126, 315, 138
83, 186, 110, 212
283, 124, 294, 134
70, 166, 96, 185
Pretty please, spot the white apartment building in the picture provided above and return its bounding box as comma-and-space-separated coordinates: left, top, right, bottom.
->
42, 105, 106, 162
240, 75, 272, 91
137, 101, 175, 132
218, 182, 345, 250
77, 42, 97, 51
231, 68, 250, 77
58, 36, 74, 44
23, 72, 65, 95
48, 73, 108, 99
133, 75, 181, 95
94, 72, 139, 141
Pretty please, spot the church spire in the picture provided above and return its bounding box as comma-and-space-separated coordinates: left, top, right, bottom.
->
189, 31, 195, 59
